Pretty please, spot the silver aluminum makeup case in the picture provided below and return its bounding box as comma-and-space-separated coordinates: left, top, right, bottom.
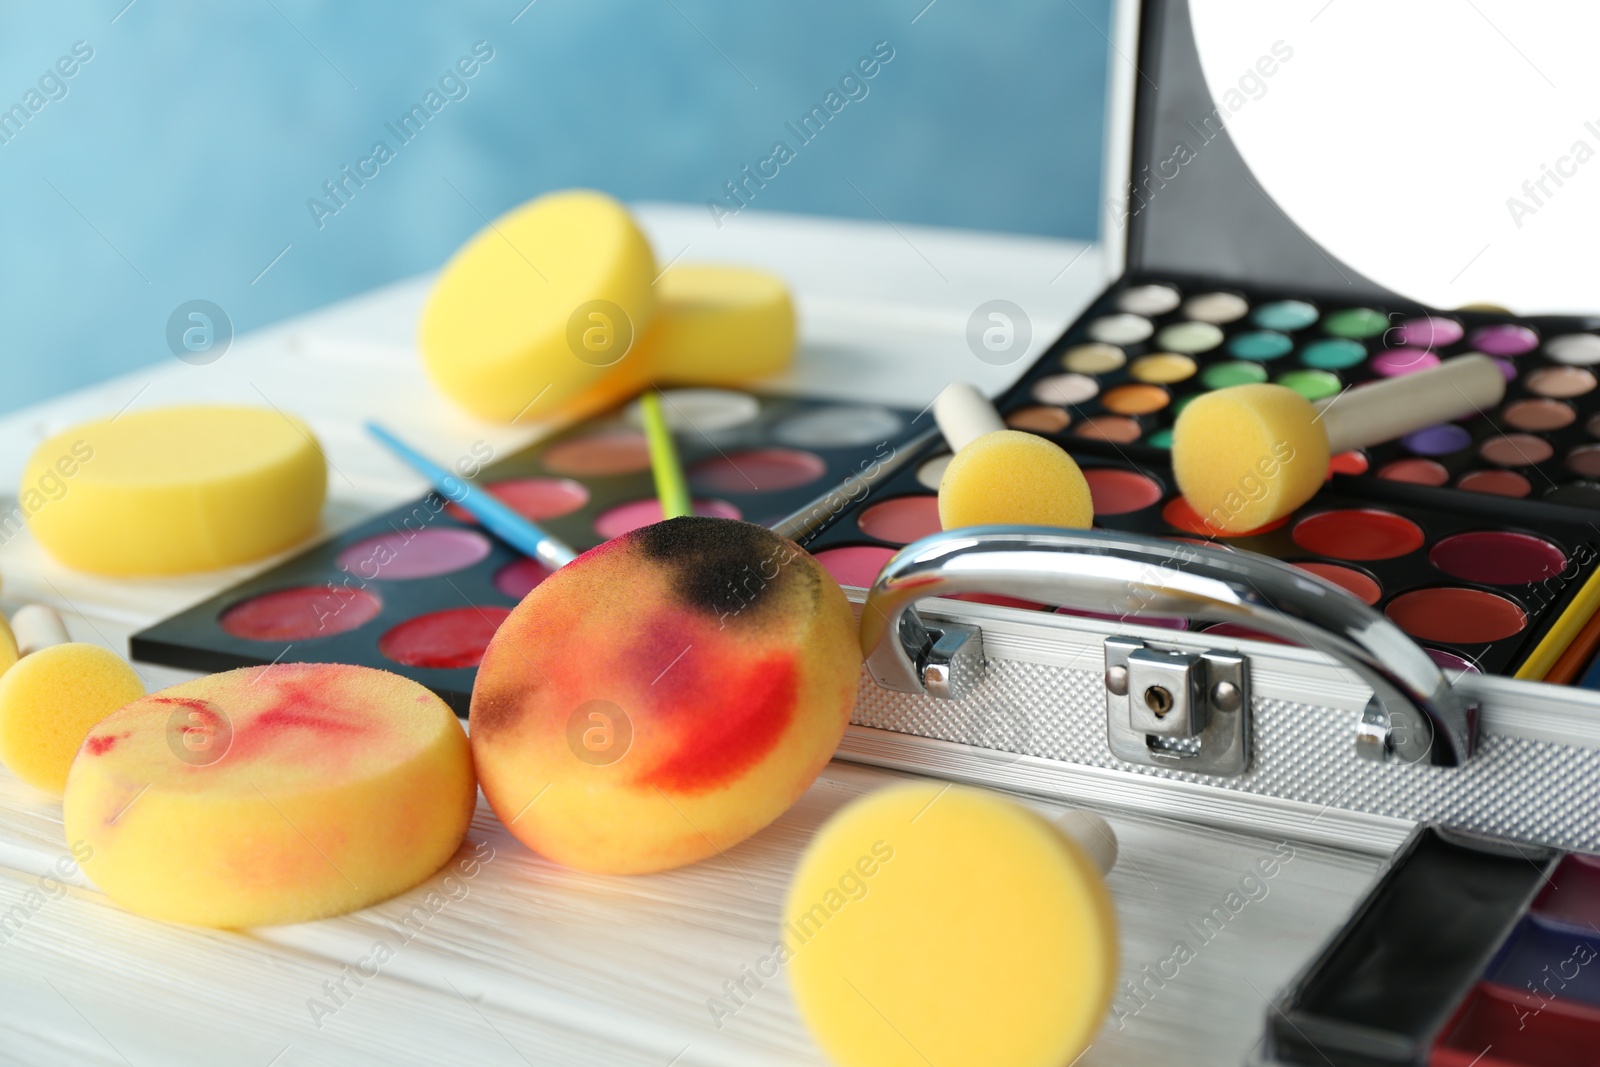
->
824, 2, 1600, 1064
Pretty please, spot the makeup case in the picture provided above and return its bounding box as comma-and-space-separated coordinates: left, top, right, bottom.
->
815, 2, 1600, 1062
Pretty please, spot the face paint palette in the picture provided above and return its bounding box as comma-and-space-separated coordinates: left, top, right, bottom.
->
989, 274, 1600, 515
803, 438, 1600, 676
1262, 825, 1600, 1067
130, 388, 923, 713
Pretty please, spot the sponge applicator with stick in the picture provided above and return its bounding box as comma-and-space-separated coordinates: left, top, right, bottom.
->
1172, 353, 1506, 533
934, 383, 1094, 531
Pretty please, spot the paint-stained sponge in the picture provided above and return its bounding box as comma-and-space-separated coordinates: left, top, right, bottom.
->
938, 430, 1094, 530
784, 783, 1117, 1067
64, 663, 475, 928
0, 644, 145, 794
24, 406, 327, 576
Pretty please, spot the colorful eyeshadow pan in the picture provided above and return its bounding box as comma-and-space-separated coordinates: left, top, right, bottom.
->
1429, 531, 1565, 585
1402, 424, 1471, 456
1480, 433, 1554, 466
1033, 373, 1099, 405
1156, 322, 1224, 353
915, 454, 951, 490
1182, 292, 1248, 324
1006, 406, 1072, 433
494, 558, 554, 599
1087, 313, 1154, 344
1566, 445, 1600, 478
1062, 343, 1126, 374
220, 586, 383, 641
1372, 348, 1440, 377
1386, 587, 1526, 643
1228, 330, 1294, 361
1277, 369, 1342, 401
1299, 339, 1367, 370
1116, 284, 1180, 316
1293, 561, 1381, 605
1503, 397, 1576, 431
1471, 323, 1539, 356
1200, 361, 1267, 388
856, 496, 942, 545
1129, 353, 1196, 384
1100, 384, 1170, 415
542, 429, 652, 476
1252, 300, 1318, 332
1396, 316, 1464, 347
1547, 333, 1600, 365
1292, 509, 1424, 561
336, 529, 491, 580
1526, 365, 1597, 398
637, 388, 761, 433
1074, 416, 1143, 443
775, 405, 903, 447
378, 607, 511, 669
1082, 468, 1163, 515
1321, 307, 1388, 339
688, 448, 827, 493
811, 545, 895, 589
444, 478, 589, 525
1379, 458, 1450, 486
1459, 469, 1533, 497
594, 498, 740, 539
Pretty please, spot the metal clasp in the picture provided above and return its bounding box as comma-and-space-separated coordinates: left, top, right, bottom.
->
1103, 636, 1250, 776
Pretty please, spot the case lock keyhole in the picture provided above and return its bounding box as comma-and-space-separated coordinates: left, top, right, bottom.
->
1143, 685, 1174, 718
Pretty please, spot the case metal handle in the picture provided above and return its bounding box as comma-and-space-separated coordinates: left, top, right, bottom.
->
859, 526, 1477, 768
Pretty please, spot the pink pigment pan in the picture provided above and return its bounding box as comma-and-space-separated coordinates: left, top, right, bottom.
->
133, 389, 926, 713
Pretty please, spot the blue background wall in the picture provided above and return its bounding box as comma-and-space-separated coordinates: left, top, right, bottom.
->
0, 0, 1111, 414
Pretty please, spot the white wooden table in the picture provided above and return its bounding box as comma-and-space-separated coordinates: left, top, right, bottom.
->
0, 206, 1381, 1065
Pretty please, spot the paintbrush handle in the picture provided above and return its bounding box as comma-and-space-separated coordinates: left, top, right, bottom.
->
365, 422, 578, 571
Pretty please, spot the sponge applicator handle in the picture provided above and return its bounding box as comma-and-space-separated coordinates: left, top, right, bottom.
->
932, 382, 1006, 451
13, 605, 70, 657
1318, 353, 1506, 453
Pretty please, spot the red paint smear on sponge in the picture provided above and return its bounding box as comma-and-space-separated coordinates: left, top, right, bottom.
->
84, 734, 118, 756
638, 644, 799, 795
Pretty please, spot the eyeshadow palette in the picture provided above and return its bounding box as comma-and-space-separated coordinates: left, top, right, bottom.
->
998, 274, 1600, 512
130, 389, 924, 713
1262, 826, 1600, 1067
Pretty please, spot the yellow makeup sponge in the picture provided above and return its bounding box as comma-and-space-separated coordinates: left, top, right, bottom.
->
938, 430, 1094, 530
23, 406, 326, 576
785, 783, 1117, 1067
63, 663, 475, 928
0, 642, 138, 794
419, 188, 657, 423
638, 263, 795, 383
1171, 383, 1329, 534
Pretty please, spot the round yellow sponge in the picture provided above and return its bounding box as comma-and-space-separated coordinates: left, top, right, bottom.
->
639, 263, 795, 383
1171, 383, 1330, 533
0, 643, 145, 794
64, 663, 475, 928
419, 189, 657, 423
24, 406, 327, 576
938, 430, 1094, 530
784, 783, 1117, 1067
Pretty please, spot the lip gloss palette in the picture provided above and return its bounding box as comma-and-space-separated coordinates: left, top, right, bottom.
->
130, 388, 923, 713
1264, 825, 1600, 1067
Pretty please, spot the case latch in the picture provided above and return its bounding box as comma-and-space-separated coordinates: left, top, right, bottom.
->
1103, 636, 1250, 776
